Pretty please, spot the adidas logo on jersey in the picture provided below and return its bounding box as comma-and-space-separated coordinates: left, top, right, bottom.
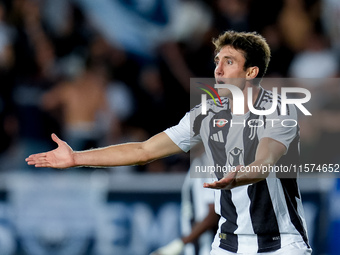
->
210, 130, 224, 143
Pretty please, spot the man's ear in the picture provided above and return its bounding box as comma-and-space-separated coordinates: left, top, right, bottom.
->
246, 66, 259, 80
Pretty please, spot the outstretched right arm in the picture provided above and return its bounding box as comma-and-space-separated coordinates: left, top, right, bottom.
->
25, 132, 183, 169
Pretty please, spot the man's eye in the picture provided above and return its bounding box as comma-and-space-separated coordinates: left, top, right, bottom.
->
227, 60, 232, 65
215, 60, 219, 66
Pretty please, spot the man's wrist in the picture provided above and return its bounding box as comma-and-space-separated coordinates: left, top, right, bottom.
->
72, 151, 82, 167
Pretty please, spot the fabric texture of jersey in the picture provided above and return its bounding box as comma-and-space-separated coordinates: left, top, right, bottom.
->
164, 87, 310, 254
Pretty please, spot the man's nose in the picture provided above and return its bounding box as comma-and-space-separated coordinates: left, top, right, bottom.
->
215, 63, 223, 77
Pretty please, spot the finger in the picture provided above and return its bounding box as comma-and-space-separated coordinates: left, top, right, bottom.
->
28, 158, 51, 168
204, 178, 232, 189
203, 182, 214, 188
27, 155, 47, 163
235, 165, 242, 171
35, 162, 52, 168
25, 153, 46, 162
203, 181, 222, 189
26, 154, 47, 164
26, 159, 46, 166
51, 133, 62, 146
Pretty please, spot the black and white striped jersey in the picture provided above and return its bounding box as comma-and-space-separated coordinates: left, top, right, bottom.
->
164, 87, 310, 253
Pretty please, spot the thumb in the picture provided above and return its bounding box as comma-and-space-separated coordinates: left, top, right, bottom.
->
234, 165, 243, 172
51, 133, 63, 146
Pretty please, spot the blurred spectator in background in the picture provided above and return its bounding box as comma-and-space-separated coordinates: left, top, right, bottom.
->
0, 1, 16, 161
41, 0, 88, 62
247, 0, 283, 32
289, 30, 339, 79
157, 0, 211, 92
133, 65, 167, 136
278, 0, 313, 53
41, 59, 115, 152
74, 0, 178, 64
285, 22, 340, 167
322, 0, 340, 60
212, 0, 250, 33
4, 0, 65, 169
304, 81, 340, 165
261, 24, 294, 77
0, 0, 336, 175
0, 2, 14, 70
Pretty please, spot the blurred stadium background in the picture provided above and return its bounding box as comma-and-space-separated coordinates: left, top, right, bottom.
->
0, 0, 339, 254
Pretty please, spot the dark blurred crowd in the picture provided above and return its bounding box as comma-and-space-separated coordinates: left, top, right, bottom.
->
0, 0, 339, 172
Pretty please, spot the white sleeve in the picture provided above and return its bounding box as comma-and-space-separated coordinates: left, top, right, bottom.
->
164, 111, 201, 152
258, 104, 298, 153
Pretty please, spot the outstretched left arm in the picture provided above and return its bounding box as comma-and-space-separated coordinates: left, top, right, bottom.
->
204, 137, 286, 190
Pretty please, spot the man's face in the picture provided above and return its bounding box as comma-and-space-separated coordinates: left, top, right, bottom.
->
214, 45, 248, 98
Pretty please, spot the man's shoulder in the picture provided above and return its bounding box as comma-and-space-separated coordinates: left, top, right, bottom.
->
257, 88, 298, 119
190, 98, 229, 114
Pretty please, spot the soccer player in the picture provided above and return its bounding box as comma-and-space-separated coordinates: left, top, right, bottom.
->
26, 31, 312, 254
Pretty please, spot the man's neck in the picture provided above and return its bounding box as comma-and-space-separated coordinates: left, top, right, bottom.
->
229, 83, 261, 114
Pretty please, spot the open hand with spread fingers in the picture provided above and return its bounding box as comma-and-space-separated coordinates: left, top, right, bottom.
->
25, 133, 75, 169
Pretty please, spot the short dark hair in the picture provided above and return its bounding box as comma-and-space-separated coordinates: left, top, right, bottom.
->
212, 31, 271, 83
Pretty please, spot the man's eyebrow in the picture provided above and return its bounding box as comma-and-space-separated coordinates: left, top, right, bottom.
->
224, 55, 235, 60
214, 55, 235, 61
